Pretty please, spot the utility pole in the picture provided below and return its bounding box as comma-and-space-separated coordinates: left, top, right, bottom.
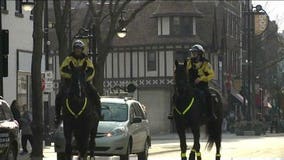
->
43, 0, 51, 146
0, 0, 3, 97
246, 0, 252, 121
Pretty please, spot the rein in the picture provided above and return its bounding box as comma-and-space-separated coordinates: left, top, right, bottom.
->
65, 97, 88, 118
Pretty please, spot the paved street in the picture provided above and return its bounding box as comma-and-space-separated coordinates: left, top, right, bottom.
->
18, 133, 284, 160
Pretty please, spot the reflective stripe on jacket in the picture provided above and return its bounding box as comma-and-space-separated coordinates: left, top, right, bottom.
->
60, 55, 95, 82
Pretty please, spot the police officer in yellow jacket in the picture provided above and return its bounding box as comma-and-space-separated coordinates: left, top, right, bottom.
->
187, 44, 215, 117
55, 40, 101, 124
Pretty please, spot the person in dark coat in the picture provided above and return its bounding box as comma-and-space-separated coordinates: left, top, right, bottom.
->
10, 100, 21, 124
20, 104, 33, 155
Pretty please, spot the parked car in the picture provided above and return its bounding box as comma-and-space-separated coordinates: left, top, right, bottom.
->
0, 98, 20, 160
54, 96, 151, 160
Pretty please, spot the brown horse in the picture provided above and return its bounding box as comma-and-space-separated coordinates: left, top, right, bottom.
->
173, 60, 223, 160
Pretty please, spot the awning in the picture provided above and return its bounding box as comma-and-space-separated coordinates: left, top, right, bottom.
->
230, 91, 248, 106
264, 102, 272, 108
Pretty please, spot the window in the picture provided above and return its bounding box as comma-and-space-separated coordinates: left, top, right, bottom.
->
147, 51, 156, 71
15, 0, 23, 16
158, 17, 170, 36
101, 103, 128, 122
133, 103, 146, 120
1, 0, 7, 11
171, 16, 193, 36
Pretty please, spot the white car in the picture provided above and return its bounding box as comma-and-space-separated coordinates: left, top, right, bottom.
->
54, 96, 151, 160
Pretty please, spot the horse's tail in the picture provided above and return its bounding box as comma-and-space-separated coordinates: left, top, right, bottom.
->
205, 92, 223, 151
205, 117, 222, 150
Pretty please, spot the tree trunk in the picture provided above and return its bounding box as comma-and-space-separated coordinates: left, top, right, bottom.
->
94, 45, 109, 95
53, 0, 70, 64
31, 0, 44, 160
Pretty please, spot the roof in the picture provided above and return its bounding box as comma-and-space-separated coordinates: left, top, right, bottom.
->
152, 1, 203, 18
101, 97, 137, 104
112, 1, 204, 47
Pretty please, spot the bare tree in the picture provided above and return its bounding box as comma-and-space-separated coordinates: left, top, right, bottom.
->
53, 0, 71, 64
52, 0, 153, 94
87, 0, 154, 94
31, 0, 44, 159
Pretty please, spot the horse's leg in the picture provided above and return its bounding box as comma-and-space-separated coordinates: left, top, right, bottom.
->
89, 117, 99, 160
63, 121, 73, 160
189, 126, 201, 160
215, 119, 222, 160
176, 124, 187, 160
76, 123, 90, 160
215, 138, 221, 160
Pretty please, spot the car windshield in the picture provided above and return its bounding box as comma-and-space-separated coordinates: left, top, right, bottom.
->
101, 103, 128, 122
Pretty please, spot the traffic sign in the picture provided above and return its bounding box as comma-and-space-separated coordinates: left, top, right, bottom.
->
44, 71, 53, 93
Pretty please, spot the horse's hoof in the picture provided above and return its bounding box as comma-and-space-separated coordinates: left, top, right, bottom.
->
181, 157, 187, 160
188, 153, 195, 160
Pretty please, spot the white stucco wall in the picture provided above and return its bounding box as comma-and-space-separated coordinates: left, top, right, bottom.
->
138, 88, 172, 134
2, 1, 33, 104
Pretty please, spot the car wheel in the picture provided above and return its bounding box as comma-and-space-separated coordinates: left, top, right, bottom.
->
120, 142, 130, 160
57, 152, 65, 160
137, 140, 149, 160
6, 145, 17, 160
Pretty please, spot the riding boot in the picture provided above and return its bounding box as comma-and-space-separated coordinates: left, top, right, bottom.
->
54, 82, 69, 126
207, 95, 217, 119
54, 91, 63, 126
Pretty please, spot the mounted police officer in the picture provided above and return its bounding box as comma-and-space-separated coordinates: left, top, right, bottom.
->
186, 44, 215, 118
54, 39, 101, 125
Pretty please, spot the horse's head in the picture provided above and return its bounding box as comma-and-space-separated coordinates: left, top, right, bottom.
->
68, 61, 88, 98
174, 60, 189, 91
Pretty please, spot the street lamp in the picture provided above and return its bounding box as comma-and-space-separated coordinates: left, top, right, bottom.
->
117, 27, 127, 38
245, 3, 269, 122
22, 0, 34, 11
74, 11, 127, 62
117, 11, 127, 38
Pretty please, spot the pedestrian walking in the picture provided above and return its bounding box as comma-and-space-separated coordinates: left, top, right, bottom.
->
20, 104, 33, 155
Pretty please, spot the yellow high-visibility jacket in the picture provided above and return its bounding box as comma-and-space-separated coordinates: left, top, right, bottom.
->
60, 54, 95, 82
186, 58, 215, 87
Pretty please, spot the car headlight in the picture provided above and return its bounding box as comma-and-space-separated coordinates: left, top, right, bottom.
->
106, 127, 127, 137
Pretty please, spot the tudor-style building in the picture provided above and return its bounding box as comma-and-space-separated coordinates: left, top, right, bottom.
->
104, 0, 246, 134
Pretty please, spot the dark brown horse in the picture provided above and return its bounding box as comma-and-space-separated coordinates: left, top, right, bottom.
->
173, 60, 223, 160
59, 62, 100, 160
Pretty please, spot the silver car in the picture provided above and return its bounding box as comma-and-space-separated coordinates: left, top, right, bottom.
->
53, 96, 151, 160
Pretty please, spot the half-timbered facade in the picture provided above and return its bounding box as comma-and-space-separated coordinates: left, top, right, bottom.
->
107, 1, 204, 134
105, 0, 245, 134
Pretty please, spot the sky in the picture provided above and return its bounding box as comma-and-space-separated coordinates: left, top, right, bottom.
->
252, 1, 284, 33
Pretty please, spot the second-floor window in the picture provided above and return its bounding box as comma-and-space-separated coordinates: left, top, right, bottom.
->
15, 0, 23, 15
158, 17, 170, 36
171, 16, 193, 36
158, 16, 193, 37
1, 0, 7, 11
